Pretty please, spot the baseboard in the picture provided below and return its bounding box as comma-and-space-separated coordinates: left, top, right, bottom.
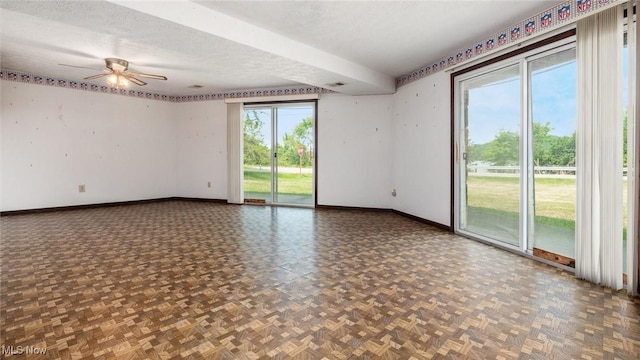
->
316, 204, 452, 232
172, 197, 227, 204
316, 204, 393, 212
0, 197, 227, 216
392, 209, 453, 232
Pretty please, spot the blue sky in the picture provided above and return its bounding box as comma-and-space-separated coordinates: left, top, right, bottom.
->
246, 105, 314, 149
466, 61, 576, 145
467, 45, 628, 145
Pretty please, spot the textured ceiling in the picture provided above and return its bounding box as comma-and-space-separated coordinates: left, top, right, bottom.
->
0, 0, 560, 96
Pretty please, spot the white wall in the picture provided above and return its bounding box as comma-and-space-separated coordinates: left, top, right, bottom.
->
1, 82, 177, 211
175, 101, 227, 199
391, 71, 451, 227
317, 93, 394, 208
2, 76, 453, 226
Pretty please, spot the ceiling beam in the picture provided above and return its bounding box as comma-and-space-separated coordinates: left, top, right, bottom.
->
105, 0, 396, 95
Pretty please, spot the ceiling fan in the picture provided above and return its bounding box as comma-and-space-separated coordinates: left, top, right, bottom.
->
62, 58, 168, 86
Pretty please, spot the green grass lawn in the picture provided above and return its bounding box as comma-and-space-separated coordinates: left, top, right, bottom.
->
244, 169, 627, 234
467, 175, 628, 231
244, 169, 312, 195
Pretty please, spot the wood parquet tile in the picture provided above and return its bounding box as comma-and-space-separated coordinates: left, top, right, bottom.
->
1, 200, 639, 359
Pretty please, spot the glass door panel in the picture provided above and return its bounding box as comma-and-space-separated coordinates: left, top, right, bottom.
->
274, 105, 314, 205
460, 64, 521, 246
527, 48, 577, 261
243, 107, 272, 204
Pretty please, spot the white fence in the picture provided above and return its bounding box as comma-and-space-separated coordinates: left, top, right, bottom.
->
467, 165, 628, 177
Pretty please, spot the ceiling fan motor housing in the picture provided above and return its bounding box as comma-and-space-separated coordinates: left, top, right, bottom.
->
105, 58, 128, 73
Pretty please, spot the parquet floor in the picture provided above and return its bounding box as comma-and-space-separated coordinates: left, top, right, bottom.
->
1, 200, 639, 359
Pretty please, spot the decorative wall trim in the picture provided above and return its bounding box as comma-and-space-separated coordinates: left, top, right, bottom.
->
0, 69, 330, 103
395, 0, 622, 87
224, 93, 319, 104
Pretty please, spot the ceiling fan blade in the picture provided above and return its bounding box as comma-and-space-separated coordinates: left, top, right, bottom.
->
59, 63, 103, 71
129, 72, 167, 80
127, 76, 147, 86
84, 73, 109, 80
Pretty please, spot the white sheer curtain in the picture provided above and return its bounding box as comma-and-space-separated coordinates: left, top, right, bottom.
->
226, 103, 244, 204
576, 6, 624, 289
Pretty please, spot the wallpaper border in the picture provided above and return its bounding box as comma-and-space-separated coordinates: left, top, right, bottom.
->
0, 69, 331, 103
395, 0, 620, 87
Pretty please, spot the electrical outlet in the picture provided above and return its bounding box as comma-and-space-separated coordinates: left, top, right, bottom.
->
79, 184, 86, 193
207, 181, 211, 188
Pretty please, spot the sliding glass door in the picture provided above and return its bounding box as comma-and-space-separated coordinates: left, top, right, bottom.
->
527, 48, 577, 262
455, 41, 577, 262
243, 103, 315, 206
459, 64, 521, 247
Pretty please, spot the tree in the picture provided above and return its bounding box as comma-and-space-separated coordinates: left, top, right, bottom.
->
243, 110, 270, 166
532, 122, 576, 166
471, 122, 576, 167
276, 117, 314, 167
294, 117, 314, 152
532, 122, 553, 166
276, 133, 301, 166
549, 132, 575, 166
467, 141, 489, 164
483, 129, 520, 166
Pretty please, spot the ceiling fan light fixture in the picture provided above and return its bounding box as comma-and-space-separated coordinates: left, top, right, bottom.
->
107, 74, 118, 85
107, 73, 129, 87
118, 76, 129, 87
